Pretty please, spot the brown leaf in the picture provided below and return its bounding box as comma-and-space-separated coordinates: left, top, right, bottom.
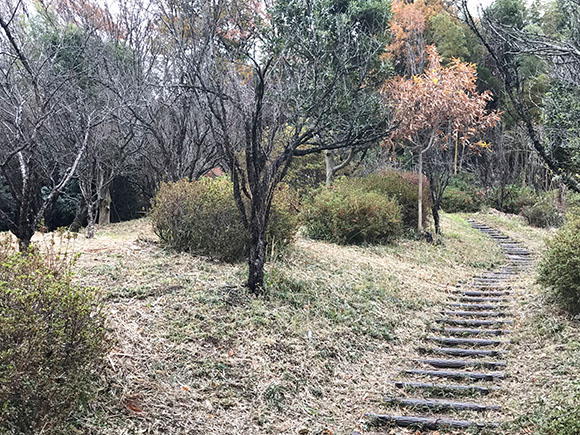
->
125, 400, 143, 414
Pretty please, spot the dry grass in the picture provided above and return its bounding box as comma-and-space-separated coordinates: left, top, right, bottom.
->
0, 214, 509, 434
20, 213, 502, 435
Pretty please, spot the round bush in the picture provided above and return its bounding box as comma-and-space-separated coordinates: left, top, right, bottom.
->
493, 185, 539, 214
301, 181, 402, 244
442, 187, 482, 213
334, 170, 430, 230
0, 245, 107, 433
521, 199, 564, 228
150, 177, 298, 262
538, 215, 580, 313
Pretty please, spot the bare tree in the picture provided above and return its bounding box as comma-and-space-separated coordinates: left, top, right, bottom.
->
461, 0, 580, 193
0, 3, 93, 249
160, 0, 391, 292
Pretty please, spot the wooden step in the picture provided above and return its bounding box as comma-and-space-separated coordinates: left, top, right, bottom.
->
437, 318, 513, 326
404, 368, 505, 381
461, 290, 511, 297
459, 296, 507, 303
449, 303, 507, 310
442, 310, 508, 318
368, 413, 499, 430
439, 327, 510, 336
420, 347, 507, 357
393, 380, 498, 395
442, 310, 509, 318
384, 396, 501, 412
427, 336, 506, 346
414, 358, 506, 369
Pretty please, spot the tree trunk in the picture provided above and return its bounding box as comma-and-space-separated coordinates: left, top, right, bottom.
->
18, 234, 32, 252
432, 204, 441, 235
98, 185, 111, 225
325, 150, 335, 187
70, 202, 86, 233
248, 219, 267, 294
418, 150, 424, 232
86, 204, 96, 239
16, 202, 34, 251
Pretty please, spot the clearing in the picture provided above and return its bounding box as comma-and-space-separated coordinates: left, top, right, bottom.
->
25, 212, 578, 434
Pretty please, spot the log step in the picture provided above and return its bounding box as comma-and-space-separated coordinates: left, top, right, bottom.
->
404, 368, 505, 381
426, 336, 506, 346
393, 380, 498, 395
420, 347, 507, 357
368, 414, 499, 430
459, 296, 507, 303
461, 290, 511, 296
439, 327, 510, 336
442, 310, 509, 318
414, 358, 507, 369
384, 396, 501, 412
449, 303, 507, 310
437, 318, 513, 326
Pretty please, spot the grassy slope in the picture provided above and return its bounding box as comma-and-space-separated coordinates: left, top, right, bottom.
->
61, 213, 505, 434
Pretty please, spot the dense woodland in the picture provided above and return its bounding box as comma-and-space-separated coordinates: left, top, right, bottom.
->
2, 0, 580, 432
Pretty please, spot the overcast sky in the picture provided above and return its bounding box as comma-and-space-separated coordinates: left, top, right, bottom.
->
465, 0, 497, 16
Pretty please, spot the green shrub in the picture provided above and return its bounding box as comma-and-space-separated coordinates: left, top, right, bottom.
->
150, 177, 298, 262
493, 185, 539, 214
522, 198, 564, 228
301, 180, 402, 244
567, 191, 580, 214
538, 215, 580, 313
442, 187, 482, 213
339, 170, 430, 229
0, 242, 107, 433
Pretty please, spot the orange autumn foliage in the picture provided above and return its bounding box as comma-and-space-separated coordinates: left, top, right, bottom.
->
383, 50, 501, 154
385, 0, 445, 76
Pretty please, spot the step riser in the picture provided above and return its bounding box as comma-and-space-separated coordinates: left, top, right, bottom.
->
404, 369, 505, 381
384, 397, 501, 412
368, 414, 499, 430
393, 381, 497, 395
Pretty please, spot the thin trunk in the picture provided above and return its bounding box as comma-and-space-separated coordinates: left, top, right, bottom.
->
86, 204, 96, 239
248, 219, 267, 293
326, 148, 355, 187
98, 185, 111, 225
418, 150, 424, 232
432, 204, 441, 235
325, 150, 335, 187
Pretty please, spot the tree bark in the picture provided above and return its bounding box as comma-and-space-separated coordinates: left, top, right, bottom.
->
86, 204, 96, 239
247, 216, 267, 294
432, 204, 441, 235
418, 150, 424, 232
325, 150, 336, 187
17, 232, 32, 251
325, 148, 355, 187
98, 185, 111, 225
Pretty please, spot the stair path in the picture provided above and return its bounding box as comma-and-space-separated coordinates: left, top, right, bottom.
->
366, 219, 532, 432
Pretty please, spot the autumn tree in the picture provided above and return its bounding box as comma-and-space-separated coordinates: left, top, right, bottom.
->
386, 0, 446, 76
383, 51, 500, 234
